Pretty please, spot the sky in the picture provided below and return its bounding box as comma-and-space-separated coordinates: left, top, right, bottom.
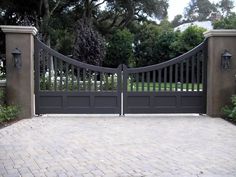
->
168, 0, 236, 21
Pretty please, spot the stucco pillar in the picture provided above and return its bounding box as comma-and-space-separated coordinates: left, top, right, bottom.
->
0, 26, 37, 118
204, 30, 236, 117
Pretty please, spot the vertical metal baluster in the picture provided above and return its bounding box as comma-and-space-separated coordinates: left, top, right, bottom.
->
147, 72, 150, 91
142, 72, 144, 91
130, 74, 133, 92
60, 60, 63, 90
186, 59, 189, 92
153, 70, 156, 92
105, 73, 109, 90
164, 68, 167, 91
88, 70, 91, 91
197, 53, 200, 91
100, 72, 103, 91
180, 61, 184, 91
71, 65, 74, 91
83, 69, 86, 91
175, 64, 178, 91
136, 73, 139, 92
65, 63, 68, 91
48, 54, 51, 90
158, 70, 161, 91
111, 74, 114, 91
201, 51, 204, 91
77, 67, 80, 91
191, 56, 195, 91
169, 66, 172, 91
42, 51, 46, 90
54, 57, 57, 91
94, 72, 97, 91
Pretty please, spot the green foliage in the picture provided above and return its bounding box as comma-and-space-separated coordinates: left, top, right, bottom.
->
171, 15, 183, 27
184, 0, 217, 21
222, 95, 236, 121
51, 29, 74, 55
134, 22, 175, 66
0, 105, 20, 122
172, 25, 206, 54
0, 90, 20, 123
213, 13, 236, 29
216, 0, 235, 17
104, 28, 134, 67
73, 18, 106, 66
133, 22, 160, 66
104, 20, 205, 67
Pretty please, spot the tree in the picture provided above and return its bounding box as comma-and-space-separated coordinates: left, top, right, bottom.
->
171, 15, 183, 27
213, 13, 236, 29
217, 0, 235, 17
133, 21, 179, 67
72, 18, 106, 66
71, 0, 169, 65
171, 25, 206, 54
103, 28, 134, 67
184, 0, 217, 22
95, 0, 169, 32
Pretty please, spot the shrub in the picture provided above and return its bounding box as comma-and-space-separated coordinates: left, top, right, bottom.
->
222, 95, 236, 121
0, 90, 20, 123
0, 105, 20, 122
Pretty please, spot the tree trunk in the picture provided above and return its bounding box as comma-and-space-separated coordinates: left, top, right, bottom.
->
43, 0, 54, 73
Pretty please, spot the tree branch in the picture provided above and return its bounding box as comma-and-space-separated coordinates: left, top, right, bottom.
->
94, 0, 106, 8
50, 0, 61, 16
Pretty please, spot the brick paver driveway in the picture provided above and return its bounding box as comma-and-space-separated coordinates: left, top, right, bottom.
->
1, 115, 236, 177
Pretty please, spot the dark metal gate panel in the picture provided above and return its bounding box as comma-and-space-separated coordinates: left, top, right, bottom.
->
123, 40, 208, 114
34, 38, 122, 114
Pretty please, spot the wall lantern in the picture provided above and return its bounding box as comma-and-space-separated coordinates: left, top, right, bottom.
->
11, 48, 22, 69
221, 50, 232, 70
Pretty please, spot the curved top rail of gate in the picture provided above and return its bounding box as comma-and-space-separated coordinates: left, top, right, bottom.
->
125, 39, 207, 73
35, 38, 119, 73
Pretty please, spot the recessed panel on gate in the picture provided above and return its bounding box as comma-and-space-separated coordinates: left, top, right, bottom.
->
127, 96, 150, 107
40, 96, 62, 108
67, 96, 90, 108
154, 96, 176, 107
181, 96, 203, 107
94, 96, 117, 108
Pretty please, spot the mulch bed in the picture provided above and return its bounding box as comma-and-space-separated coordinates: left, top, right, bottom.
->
0, 118, 23, 129
222, 117, 236, 126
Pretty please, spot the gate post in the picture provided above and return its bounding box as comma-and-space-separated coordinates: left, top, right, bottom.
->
0, 26, 37, 118
204, 30, 236, 117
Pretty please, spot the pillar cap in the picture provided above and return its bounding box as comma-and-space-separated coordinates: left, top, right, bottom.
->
0, 25, 37, 36
204, 30, 236, 38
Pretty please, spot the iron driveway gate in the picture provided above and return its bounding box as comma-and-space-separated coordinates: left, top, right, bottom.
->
35, 38, 122, 114
123, 40, 207, 114
35, 38, 207, 115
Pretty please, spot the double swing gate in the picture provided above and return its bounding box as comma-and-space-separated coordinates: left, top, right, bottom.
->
35, 38, 207, 115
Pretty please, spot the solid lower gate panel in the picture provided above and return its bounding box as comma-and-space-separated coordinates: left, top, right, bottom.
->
36, 92, 121, 114
124, 92, 206, 114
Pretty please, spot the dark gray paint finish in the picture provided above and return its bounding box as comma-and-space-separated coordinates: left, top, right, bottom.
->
35, 38, 207, 115
34, 38, 122, 114
125, 92, 205, 113
123, 40, 207, 114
